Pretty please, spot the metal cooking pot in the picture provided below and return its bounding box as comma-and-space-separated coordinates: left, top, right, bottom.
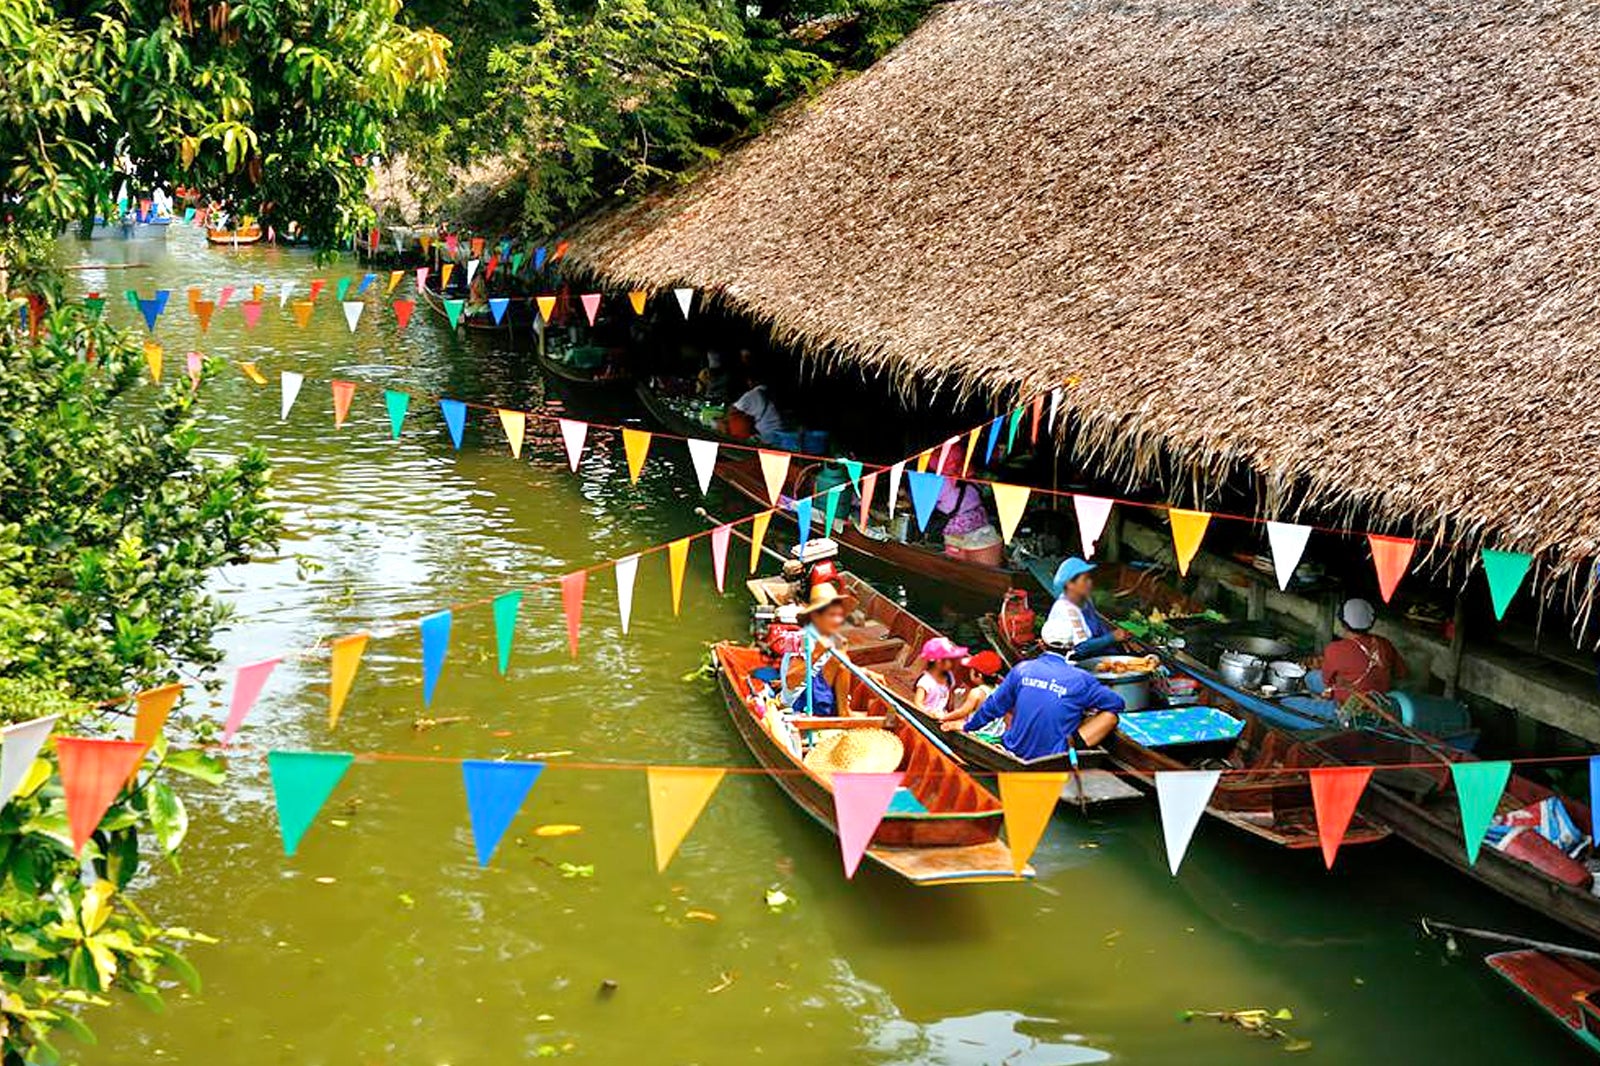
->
1221, 635, 1295, 660
1218, 648, 1265, 689
1266, 660, 1307, 694
1076, 655, 1153, 712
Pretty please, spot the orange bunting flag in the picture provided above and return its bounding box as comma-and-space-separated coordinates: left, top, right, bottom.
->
193, 299, 215, 333
536, 295, 557, 324
1368, 534, 1415, 603
749, 511, 773, 574
622, 428, 652, 483
561, 570, 586, 658
327, 632, 369, 730
239, 362, 267, 385
331, 380, 356, 428
990, 483, 1031, 545
647, 767, 725, 871
440, 263, 455, 290
858, 471, 878, 529
1308, 766, 1372, 869
628, 290, 648, 315
57, 738, 149, 854
1030, 395, 1043, 444
143, 341, 163, 383
1168, 508, 1211, 576
498, 409, 526, 459
758, 450, 791, 507
185, 286, 201, 312
133, 683, 183, 746
998, 772, 1068, 875
291, 300, 315, 329
668, 538, 690, 616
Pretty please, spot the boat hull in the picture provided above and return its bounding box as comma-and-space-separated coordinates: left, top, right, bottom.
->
1487, 950, 1600, 1054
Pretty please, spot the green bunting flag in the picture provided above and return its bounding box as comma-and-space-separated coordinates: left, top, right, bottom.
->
1451, 760, 1511, 865
267, 751, 355, 856
1481, 549, 1533, 621
822, 485, 844, 537
443, 298, 465, 330
1006, 407, 1024, 452
335, 276, 352, 301
83, 295, 105, 318
510, 252, 525, 275
492, 590, 523, 676
384, 390, 411, 439
840, 458, 862, 494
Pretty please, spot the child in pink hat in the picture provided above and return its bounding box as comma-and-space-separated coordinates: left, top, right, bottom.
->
913, 636, 969, 716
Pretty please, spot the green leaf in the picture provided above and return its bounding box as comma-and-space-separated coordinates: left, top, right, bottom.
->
162, 749, 226, 785
159, 947, 202, 993
146, 782, 188, 853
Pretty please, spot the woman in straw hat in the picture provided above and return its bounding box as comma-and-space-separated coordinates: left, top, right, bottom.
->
781, 581, 882, 717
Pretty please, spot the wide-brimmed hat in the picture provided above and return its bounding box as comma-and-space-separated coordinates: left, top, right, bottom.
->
798, 581, 857, 616
803, 728, 905, 780
919, 636, 970, 661
1052, 556, 1096, 595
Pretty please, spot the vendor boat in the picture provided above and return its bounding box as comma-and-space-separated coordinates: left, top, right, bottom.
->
712, 641, 1030, 885
206, 223, 263, 246
1486, 950, 1600, 1055
533, 335, 631, 395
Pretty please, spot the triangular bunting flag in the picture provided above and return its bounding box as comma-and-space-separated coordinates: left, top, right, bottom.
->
440, 264, 454, 290
687, 439, 719, 495
267, 751, 355, 856
485, 254, 500, 279
991, 483, 1030, 544
749, 511, 773, 574
0, 715, 58, 810
961, 427, 980, 476
492, 591, 522, 676
57, 738, 149, 853
241, 300, 263, 328
1592, 756, 1600, 847
1266, 522, 1312, 592
1006, 407, 1023, 453
984, 416, 1003, 463
795, 496, 814, 550
281, 372, 304, 420
858, 472, 879, 529
278, 281, 294, 307
143, 341, 163, 383
224, 657, 281, 743
420, 610, 452, 707
674, 287, 694, 319
193, 299, 215, 333
393, 299, 415, 330
628, 290, 648, 315
758, 451, 790, 506
1168, 508, 1211, 576
291, 300, 314, 328
647, 767, 725, 871
536, 296, 557, 324
133, 685, 181, 746
533, 246, 547, 271
384, 390, 410, 438
136, 290, 170, 331
998, 772, 1068, 874
558, 418, 587, 472
510, 252, 525, 275
1369, 534, 1415, 603
440, 399, 467, 450
465, 258, 480, 286
1308, 766, 1372, 869
887, 461, 905, 520
1029, 396, 1043, 445
341, 300, 364, 332
710, 525, 731, 593
841, 458, 862, 494
580, 293, 601, 326
443, 298, 465, 330
615, 554, 639, 635
1481, 548, 1533, 621
1154, 769, 1220, 875
335, 277, 353, 301
668, 538, 690, 616
185, 350, 203, 385
1073, 496, 1113, 559
1452, 761, 1512, 865
821, 486, 843, 537
833, 772, 903, 878
327, 632, 369, 729
461, 760, 544, 866
488, 297, 509, 325
239, 362, 267, 385
622, 428, 651, 484
331, 380, 356, 428
414, 267, 429, 293
561, 570, 586, 658
386, 270, 404, 295
905, 471, 944, 533
498, 409, 526, 459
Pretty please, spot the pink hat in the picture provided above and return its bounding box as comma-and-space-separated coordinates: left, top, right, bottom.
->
920, 636, 970, 661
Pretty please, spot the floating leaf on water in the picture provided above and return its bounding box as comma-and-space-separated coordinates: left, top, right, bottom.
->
707, 971, 736, 994
1272, 1009, 1294, 1021
329, 819, 349, 828
397, 893, 415, 909
764, 888, 793, 913
314, 876, 336, 885
557, 862, 594, 879
1283, 1039, 1313, 1053
684, 909, 719, 922
535, 825, 583, 838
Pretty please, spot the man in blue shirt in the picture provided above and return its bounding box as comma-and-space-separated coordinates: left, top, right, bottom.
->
943, 635, 1124, 759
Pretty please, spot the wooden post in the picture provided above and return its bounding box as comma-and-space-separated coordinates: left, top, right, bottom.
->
1444, 593, 1467, 699
1101, 509, 1125, 563
1246, 578, 1267, 622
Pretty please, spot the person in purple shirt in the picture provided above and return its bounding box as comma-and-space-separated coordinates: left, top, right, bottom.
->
942, 634, 1124, 760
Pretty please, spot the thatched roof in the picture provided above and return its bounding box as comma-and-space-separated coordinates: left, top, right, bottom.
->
572, 0, 1600, 608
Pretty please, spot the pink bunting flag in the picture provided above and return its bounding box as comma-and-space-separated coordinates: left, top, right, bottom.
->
415, 267, 429, 293
561, 571, 586, 658
1369, 534, 1415, 603
331, 380, 356, 428
858, 471, 879, 529
217, 285, 236, 309
185, 351, 203, 385
710, 524, 731, 593
833, 772, 903, 879
223, 657, 282, 743
241, 300, 264, 329
559, 418, 588, 472
581, 293, 602, 326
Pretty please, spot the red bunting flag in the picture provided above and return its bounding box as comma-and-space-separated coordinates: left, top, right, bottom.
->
485, 254, 500, 279
1308, 766, 1373, 869
393, 299, 415, 330
1368, 535, 1415, 603
1030, 395, 1043, 445
445, 234, 459, 258
561, 570, 586, 658
308, 279, 326, 303
331, 380, 356, 428
56, 738, 149, 854
553, 239, 570, 261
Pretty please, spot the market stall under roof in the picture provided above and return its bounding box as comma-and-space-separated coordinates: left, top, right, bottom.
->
571, 0, 1600, 606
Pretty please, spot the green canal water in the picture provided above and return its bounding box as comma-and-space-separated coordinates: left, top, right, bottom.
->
65, 233, 1585, 1064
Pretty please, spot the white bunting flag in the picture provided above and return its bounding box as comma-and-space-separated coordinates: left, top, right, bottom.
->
615, 554, 639, 635
674, 287, 694, 319
1155, 770, 1220, 875
281, 371, 304, 420
465, 258, 480, 286
1048, 387, 1063, 432
0, 715, 58, 811
558, 418, 588, 472
341, 300, 364, 333
278, 281, 295, 308
1266, 521, 1313, 592
887, 461, 905, 520
1073, 495, 1114, 559
687, 439, 719, 496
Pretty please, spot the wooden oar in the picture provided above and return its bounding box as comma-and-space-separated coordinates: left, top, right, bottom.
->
1420, 918, 1600, 963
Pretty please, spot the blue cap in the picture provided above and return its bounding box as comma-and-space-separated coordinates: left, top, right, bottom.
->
1052, 557, 1096, 595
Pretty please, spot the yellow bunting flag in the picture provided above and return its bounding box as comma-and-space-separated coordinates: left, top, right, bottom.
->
998, 772, 1070, 874
990, 483, 1031, 544
750, 511, 773, 574
498, 409, 526, 460
440, 263, 455, 289
327, 632, 369, 730
239, 362, 268, 385
143, 341, 163, 383
133, 683, 183, 746
1168, 508, 1212, 576
291, 300, 314, 328
914, 450, 931, 473
628, 290, 648, 315
961, 427, 981, 476
668, 538, 690, 616
252, 283, 264, 302
757, 450, 791, 506
646, 767, 725, 871
386, 270, 404, 295
536, 296, 557, 323
622, 428, 652, 484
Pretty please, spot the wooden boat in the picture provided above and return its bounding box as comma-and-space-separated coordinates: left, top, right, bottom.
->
533, 336, 632, 394
712, 641, 1030, 885
1487, 950, 1600, 1055
206, 224, 263, 245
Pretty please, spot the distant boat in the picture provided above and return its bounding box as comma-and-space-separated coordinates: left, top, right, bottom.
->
87, 216, 171, 240
206, 223, 263, 246
1487, 950, 1600, 1055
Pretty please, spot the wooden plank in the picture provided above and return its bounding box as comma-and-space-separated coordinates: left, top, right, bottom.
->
870, 840, 1032, 884
1062, 770, 1143, 805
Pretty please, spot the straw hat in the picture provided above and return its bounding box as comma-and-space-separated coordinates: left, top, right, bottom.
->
803, 728, 904, 780
798, 581, 858, 617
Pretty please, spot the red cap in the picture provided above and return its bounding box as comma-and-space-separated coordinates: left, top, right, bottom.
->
964, 650, 1004, 677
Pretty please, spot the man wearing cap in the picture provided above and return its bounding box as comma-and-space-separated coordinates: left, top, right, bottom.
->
1039, 557, 1127, 659
1318, 598, 1407, 704
942, 634, 1124, 758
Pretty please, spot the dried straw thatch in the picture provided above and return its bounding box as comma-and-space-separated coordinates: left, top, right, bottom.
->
572, 0, 1600, 607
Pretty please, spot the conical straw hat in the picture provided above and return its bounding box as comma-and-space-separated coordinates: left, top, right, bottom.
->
803, 728, 904, 781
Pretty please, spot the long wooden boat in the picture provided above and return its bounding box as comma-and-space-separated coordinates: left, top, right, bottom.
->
713, 641, 1030, 885
206, 224, 263, 245
533, 336, 632, 395
417, 272, 521, 334
1487, 950, 1600, 1055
